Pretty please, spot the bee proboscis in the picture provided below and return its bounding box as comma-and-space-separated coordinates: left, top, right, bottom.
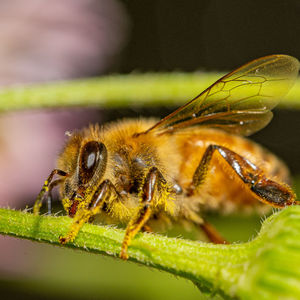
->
34, 54, 299, 260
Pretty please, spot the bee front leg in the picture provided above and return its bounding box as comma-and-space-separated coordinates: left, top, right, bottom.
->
120, 167, 165, 260
46, 178, 65, 215
59, 180, 118, 245
33, 169, 67, 215
189, 144, 296, 207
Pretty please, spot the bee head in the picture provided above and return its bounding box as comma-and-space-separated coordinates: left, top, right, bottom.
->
58, 137, 108, 217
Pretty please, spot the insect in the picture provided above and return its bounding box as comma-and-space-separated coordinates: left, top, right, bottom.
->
34, 54, 299, 260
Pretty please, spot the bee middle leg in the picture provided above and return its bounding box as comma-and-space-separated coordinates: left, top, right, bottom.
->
188, 144, 295, 207
59, 179, 118, 245
120, 167, 166, 260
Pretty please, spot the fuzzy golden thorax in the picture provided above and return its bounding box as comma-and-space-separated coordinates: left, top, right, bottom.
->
57, 119, 180, 221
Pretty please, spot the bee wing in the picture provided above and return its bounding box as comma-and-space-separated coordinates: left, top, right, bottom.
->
144, 55, 299, 136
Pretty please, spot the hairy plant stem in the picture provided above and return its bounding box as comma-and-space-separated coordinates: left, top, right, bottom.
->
1, 206, 300, 299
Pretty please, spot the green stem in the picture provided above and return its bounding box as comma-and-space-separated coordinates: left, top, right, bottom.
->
1, 73, 300, 299
0, 73, 300, 111
1, 206, 300, 299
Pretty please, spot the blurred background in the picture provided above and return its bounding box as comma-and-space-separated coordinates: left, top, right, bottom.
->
0, 0, 300, 299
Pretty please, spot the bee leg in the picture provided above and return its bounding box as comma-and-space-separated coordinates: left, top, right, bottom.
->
59, 179, 117, 245
46, 179, 64, 215
142, 224, 153, 232
33, 169, 67, 215
120, 167, 164, 260
200, 221, 228, 244
186, 214, 228, 244
189, 144, 296, 207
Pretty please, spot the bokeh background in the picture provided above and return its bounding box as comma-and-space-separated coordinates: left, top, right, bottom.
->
0, 1, 300, 299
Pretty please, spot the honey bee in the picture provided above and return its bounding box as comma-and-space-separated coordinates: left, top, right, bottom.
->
34, 54, 299, 260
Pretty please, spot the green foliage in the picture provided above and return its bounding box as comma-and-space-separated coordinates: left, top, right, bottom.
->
0, 206, 300, 299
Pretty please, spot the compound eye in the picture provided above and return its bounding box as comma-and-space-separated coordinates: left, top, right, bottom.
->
79, 141, 107, 184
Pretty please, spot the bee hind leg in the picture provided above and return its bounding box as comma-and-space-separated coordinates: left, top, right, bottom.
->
185, 214, 228, 244
200, 221, 228, 244
59, 179, 118, 245
188, 144, 296, 208
120, 167, 166, 260
33, 169, 67, 215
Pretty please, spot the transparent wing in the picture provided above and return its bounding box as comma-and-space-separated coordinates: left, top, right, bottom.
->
144, 54, 299, 136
